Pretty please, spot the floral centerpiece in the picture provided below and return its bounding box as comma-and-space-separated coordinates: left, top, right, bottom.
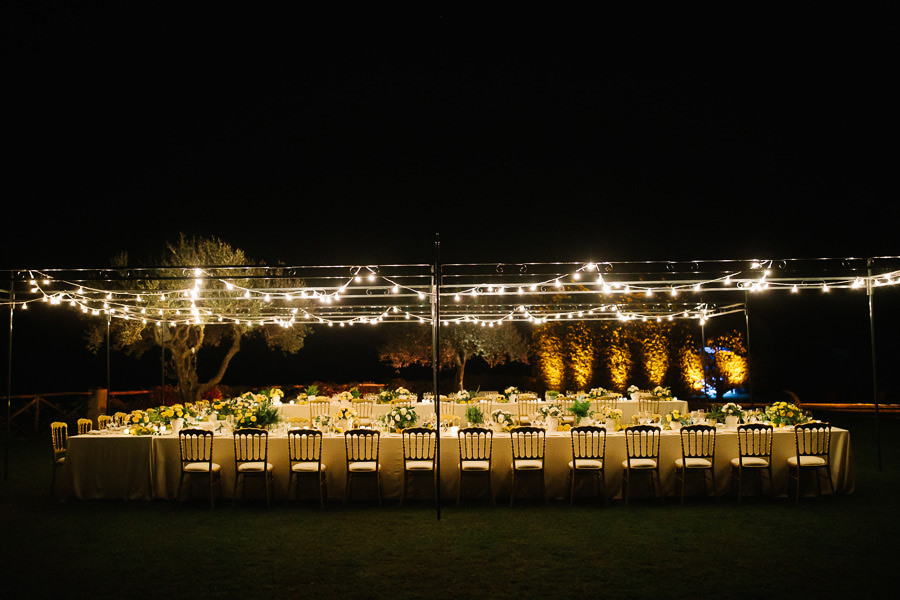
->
627, 384, 640, 396
538, 403, 564, 420
333, 406, 358, 423
651, 386, 672, 400
381, 405, 418, 432
764, 401, 810, 427
721, 402, 744, 419
665, 409, 688, 430
377, 388, 397, 404
455, 389, 476, 404
234, 398, 280, 430
337, 391, 354, 402
597, 407, 624, 430
313, 414, 331, 430
586, 387, 609, 400
464, 405, 485, 426
491, 408, 515, 432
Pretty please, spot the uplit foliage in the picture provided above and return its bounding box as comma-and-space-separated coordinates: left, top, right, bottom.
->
377, 322, 530, 391
677, 332, 706, 392
85, 234, 310, 403
532, 323, 566, 389
601, 326, 632, 391
565, 321, 596, 390
706, 330, 748, 397
635, 324, 672, 386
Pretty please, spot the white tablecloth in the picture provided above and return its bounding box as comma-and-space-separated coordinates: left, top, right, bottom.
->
59, 424, 854, 502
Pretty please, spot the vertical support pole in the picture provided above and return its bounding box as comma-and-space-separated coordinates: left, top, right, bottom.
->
700, 318, 707, 404
432, 233, 442, 520
5, 274, 14, 480
867, 261, 881, 471
106, 311, 112, 414
744, 292, 754, 409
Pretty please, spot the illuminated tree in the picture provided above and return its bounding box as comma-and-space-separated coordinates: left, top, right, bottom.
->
85, 234, 311, 403
377, 322, 530, 391
705, 330, 748, 398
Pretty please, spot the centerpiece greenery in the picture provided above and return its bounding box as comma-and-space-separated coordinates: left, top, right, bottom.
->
234, 398, 280, 429
465, 405, 485, 425
569, 398, 593, 425
377, 388, 397, 404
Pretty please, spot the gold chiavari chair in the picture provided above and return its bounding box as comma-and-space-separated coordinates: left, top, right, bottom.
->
400, 427, 437, 507
622, 424, 662, 504
77, 418, 92, 435
352, 399, 375, 427
309, 398, 332, 420
177, 428, 221, 508
731, 423, 774, 499
233, 428, 274, 508
344, 429, 382, 506
457, 427, 494, 506
569, 425, 607, 504
788, 422, 834, 501
515, 396, 540, 426
674, 424, 717, 504
113, 412, 128, 426
288, 429, 327, 508
97, 415, 112, 429
288, 416, 312, 428
509, 426, 547, 506
50, 421, 68, 499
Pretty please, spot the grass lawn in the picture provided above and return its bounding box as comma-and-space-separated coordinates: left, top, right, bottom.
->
2, 410, 898, 599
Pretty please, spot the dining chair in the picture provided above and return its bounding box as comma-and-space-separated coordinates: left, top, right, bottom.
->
457, 427, 494, 506
177, 428, 222, 508
309, 399, 332, 420
400, 427, 437, 507
344, 429, 382, 506
77, 418, 92, 435
556, 396, 575, 426
788, 422, 834, 501
391, 397, 413, 408
439, 413, 461, 428
233, 428, 274, 508
288, 416, 311, 429
674, 424, 717, 504
569, 425, 607, 504
621, 424, 662, 504
288, 429, 327, 508
97, 415, 112, 429
509, 426, 547, 506
113, 412, 128, 426
637, 396, 660, 418
515, 397, 539, 426
352, 399, 375, 427
730, 423, 773, 499
50, 421, 68, 499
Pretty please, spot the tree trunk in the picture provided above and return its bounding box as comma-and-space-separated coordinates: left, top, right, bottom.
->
195, 328, 243, 401
455, 351, 466, 392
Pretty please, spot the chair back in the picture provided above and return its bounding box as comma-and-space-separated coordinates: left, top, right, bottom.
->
680, 424, 716, 460
233, 428, 269, 464
458, 427, 493, 464
97, 415, 112, 429
624, 425, 661, 462
288, 416, 311, 428
510, 426, 546, 462
309, 399, 332, 419
50, 421, 67, 461
179, 428, 215, 465
352, 399, 375, 420
391, 398, 413, 408
439, 414, 461, 428
345, 429, 380, 463
736, 423, 773, 463
571, 425, 606, 466
288, 429, 323, 466
402, 427, 436, 465
516, 397, 540, 423
77, 418, 92, 435
794, 422, 831, 463
638, 396, 660, 416
113, 412, 128, 426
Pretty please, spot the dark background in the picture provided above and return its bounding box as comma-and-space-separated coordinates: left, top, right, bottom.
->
3, 5, 896, 402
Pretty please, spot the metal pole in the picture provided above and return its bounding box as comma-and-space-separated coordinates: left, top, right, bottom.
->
867, 261, 881, 471
700, 319, 707, 404
106, 312, 112, 413
744, 292, 753, 409
5, 275, 13, 481
432, 233, 441, 520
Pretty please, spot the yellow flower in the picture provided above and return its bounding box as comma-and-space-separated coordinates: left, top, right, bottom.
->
250, 416, 257, 422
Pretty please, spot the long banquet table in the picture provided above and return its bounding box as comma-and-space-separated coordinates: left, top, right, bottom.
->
278, 398, 690, 426
58, 423, 854, 503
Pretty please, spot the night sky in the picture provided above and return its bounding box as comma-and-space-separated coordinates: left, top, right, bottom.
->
3, 6, 896, 399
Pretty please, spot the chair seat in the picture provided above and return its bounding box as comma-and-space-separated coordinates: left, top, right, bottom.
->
405, 460, 434, 471
569, 459, 603, 470
55, 457, 66, 465
787, 455, 827, 467
675, 457, 712, 469
512, 459, 543, 470
730, 457, 769, 468
622, 458, 657, 469
348, 461, 380, 472
184, 462, 221, 472
461, 460, 490, 471
237, 461, 273, 472
291, 462, 326, 473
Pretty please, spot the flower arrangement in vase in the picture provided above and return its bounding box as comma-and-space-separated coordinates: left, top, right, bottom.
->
490, 408, 515, 432
381, 405, 418, 432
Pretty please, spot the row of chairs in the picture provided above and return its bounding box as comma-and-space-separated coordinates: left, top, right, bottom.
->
50, 420, 835, 506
